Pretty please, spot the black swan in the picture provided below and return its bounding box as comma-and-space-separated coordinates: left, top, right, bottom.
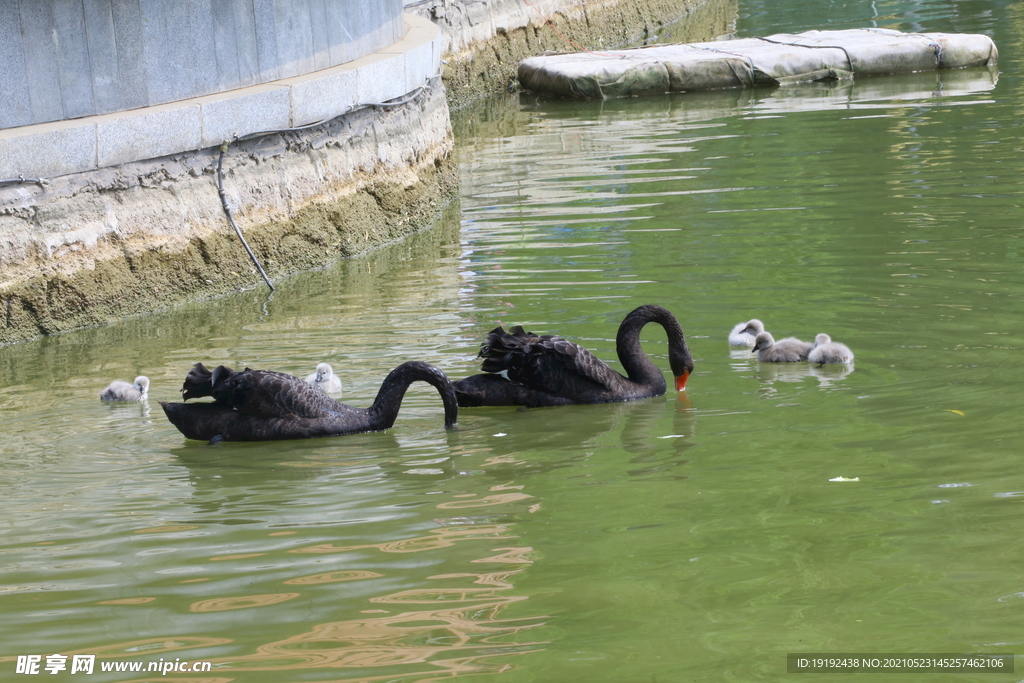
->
453, 304, 694, 408
751, 332, 813, 362
728, 319, 764, 348
808, 333, 855, 364
100, 376, 150, 401
306, 362, 342, 393
160, 361, 457, 442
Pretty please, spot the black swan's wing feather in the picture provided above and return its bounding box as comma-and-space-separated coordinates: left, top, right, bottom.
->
216, 369, 342, 419
181, 363, 342, 419
480, 326, 619, 393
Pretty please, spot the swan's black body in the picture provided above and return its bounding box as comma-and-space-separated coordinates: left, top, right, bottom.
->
161, 361, 457, 442
454, 304, 693, 408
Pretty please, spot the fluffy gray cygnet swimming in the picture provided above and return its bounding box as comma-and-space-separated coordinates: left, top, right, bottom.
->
751, 332, 813, 362
808, 333, 855, 365
100, 376, 150, 401
306, 363, 342, 393
728, 319, 765, 348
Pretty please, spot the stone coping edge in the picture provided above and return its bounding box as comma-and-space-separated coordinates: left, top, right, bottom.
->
0, 13, 441, 181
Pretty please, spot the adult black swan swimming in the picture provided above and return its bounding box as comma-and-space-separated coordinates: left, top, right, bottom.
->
453, 304, 694, 408
161, 361, 458, 442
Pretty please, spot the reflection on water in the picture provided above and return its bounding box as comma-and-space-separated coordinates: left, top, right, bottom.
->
284, 570, 384, 585
2, 0, 1023, 680
202, 493, 545, 680
190, 593, 301, 613
290, 524, 519, 555
747, 361, 856, 389
213, 578, 541, 679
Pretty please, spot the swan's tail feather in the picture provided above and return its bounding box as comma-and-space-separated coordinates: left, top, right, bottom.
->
479, 326, 536, 373
181, 363, 214, 400
181, 363, 237, 401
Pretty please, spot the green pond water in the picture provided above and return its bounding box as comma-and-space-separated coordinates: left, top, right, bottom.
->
2, 1, 1023, 681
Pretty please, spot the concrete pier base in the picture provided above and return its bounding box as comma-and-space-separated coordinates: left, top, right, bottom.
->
0, 82, 455, 345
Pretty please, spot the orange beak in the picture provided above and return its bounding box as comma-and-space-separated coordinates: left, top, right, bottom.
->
675, 370, 689, 391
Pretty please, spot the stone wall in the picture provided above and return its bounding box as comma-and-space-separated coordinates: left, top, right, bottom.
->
0, 12, 441, 181
0, 0, 403, 128
0, 82, 456, 345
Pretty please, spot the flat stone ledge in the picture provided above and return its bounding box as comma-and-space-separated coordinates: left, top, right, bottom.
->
96, 103, 203, 169
0, 119, 97, 180
0, 13, 440, 181
283, 67, 357, 129
200, 85, 292, 148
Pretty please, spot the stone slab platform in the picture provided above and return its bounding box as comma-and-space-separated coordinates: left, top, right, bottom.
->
518, 29, 999, 99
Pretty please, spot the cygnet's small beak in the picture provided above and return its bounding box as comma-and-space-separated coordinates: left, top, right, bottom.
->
675, 370, 689, 391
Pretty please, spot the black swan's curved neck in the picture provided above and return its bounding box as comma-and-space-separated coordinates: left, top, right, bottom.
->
615, 304, 691, 388
369, 361, 458, 430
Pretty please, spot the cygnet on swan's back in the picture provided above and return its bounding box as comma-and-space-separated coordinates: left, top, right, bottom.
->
728, 319, 765, 348
808, 333, 855, 364
100, 376, 150, 401
306, 363, 342, 394
751, 332, 813, 362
